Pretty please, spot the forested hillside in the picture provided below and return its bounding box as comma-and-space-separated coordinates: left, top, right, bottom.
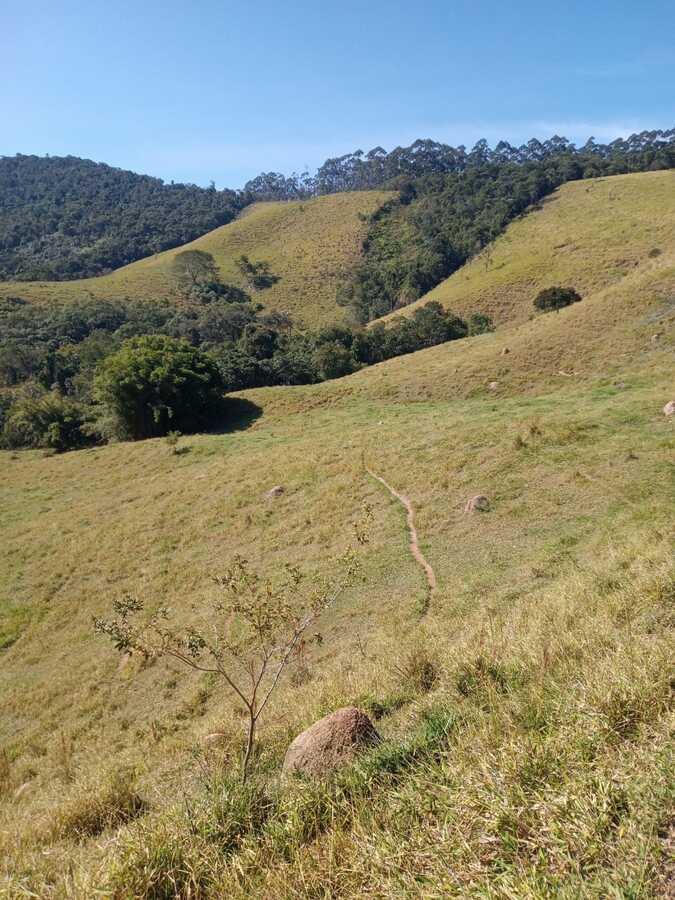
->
334, 137, 675, 321
3, 131, 672, 290
0, 155, 245, 281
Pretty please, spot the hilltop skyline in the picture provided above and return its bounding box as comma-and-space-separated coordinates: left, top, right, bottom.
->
3, 0, 674, 187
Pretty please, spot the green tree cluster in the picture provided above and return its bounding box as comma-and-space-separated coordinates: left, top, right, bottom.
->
93, 335, 225, 440
0, 286, 481, 449
245, 130, 675, 199
0, 155, 246, 280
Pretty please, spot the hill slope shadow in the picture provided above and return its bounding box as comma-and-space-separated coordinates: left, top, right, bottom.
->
213, 396, 263, 434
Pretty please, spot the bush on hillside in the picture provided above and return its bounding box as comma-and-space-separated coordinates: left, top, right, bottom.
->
0, 386, 90, 451
468, 313, 495, 335
534, 286, 582, 312
235, 255, 280, 291
93, 335, 225, 440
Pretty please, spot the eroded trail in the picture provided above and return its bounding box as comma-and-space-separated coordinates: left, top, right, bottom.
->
366, 467, 437, 593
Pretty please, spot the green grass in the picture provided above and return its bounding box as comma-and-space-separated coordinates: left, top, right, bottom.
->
0, 170, 673, 897
0, 191, 393, 327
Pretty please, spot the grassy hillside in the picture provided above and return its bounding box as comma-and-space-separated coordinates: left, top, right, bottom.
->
248, 172, 675, 420
0, 171, 673, 897
0, 191, 392, 327
383, 169, 675, 328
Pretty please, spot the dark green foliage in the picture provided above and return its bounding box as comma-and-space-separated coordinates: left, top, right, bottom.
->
212, 346, 266, 392
0, 155, 246, 281
190, 281, 251, 306
170, 249, 253, 309
235, 255, 280, 291
312, 341, 359, 380
0, 291, 474, 448
263, 334, 318, 386
170, 249, 219, 294
534, 286, 582, 312
93, 335, 225, 440
468, 313, 495, 335
0, 390, 13, 436
239, 324, 279, 360
246, 129, 674, 200
0, 387, 90, 451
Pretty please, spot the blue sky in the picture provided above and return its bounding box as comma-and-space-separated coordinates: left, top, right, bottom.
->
3, 0, 674, 188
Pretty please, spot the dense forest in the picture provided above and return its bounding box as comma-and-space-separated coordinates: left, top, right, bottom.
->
0, 155, 246, 281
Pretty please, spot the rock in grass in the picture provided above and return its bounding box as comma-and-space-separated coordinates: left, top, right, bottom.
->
202, 732, 228, 746
464, 494, 490, 513
283, 707, 380, 777
663, 400, 675, 417
265, 485, 285, 498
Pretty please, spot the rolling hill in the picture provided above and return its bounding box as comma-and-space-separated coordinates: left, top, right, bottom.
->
0, 191, 393, 328
383, 169, 675, 327
242, 170, 675, 419
0, 170, 673, 897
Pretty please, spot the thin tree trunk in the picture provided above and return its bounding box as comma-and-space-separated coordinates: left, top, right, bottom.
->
242, 712, 256, 783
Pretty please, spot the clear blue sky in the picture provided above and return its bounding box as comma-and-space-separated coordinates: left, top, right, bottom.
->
3, 0, 673, 188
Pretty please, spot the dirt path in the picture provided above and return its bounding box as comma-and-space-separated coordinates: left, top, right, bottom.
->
365, 467, 437, 594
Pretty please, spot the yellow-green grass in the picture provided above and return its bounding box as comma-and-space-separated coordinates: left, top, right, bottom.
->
0, 191, 392, 327
381, 169, 675, 328
0, 171, 674, 896
1, 361, 673, 895
239, 240, 675, 423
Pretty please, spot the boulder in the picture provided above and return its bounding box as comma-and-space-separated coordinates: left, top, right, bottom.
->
202, 732, 228, 746
488, 381, 499, 391
501, 347, 510, 355
283, 706, 380, 777
464, 494, 490, 513
663, 401, 675, 417
265, 485, 285, 499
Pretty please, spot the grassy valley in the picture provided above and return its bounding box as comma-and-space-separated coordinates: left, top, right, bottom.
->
0, 170, 673, 897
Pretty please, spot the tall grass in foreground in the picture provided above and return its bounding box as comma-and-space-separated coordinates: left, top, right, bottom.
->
2, 531, 669, 898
